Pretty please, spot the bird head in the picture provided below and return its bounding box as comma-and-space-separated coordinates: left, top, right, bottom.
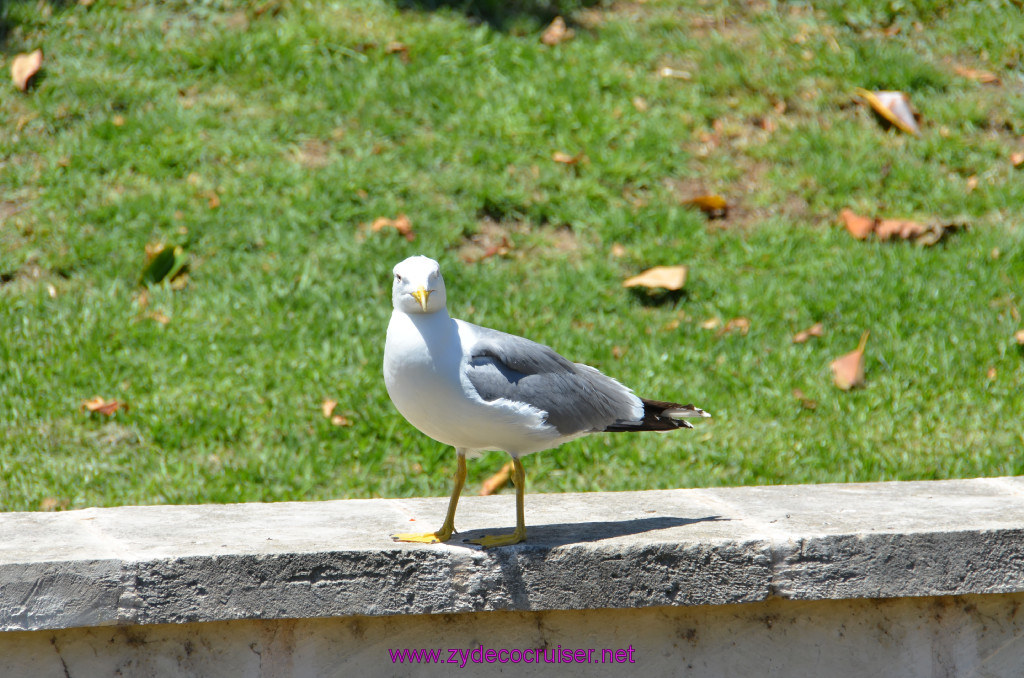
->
391, 255, 447, 314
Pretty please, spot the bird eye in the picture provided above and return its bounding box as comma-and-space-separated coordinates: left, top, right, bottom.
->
395, 273, 403, 282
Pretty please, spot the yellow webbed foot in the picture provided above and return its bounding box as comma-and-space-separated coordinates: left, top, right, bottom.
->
468, 527, 526, 548
392, 529, 452, 544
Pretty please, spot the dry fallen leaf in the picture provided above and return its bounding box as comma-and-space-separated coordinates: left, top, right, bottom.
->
632, 96, 649, 112
953, 65, 999, 85
792, 388, 817, 410
855, 88, 920, 135
1015, 329, 1024, 345
609, 243, 627, 258
793, 322, 824, 343
480, 461, 515, 496
81, 396, 128, 416
371, 214, 415, 242
1011, 152, 1024, 168
541, 16, 574, 46
623, 265, 688, 291
830, 331, 870, 391
683, 194, 728, 219
840, 208, 875, 240
876, 218, 964, 246
700, 317, 721, 330
11, 49, 43, 91
717, 317, 750, 336
552, 150, 586, 165
322, 398, 351, 426
987, 366, 997, 380
149, 311, 170, 325
840, 208, 964, 246
875, 218, 932, 241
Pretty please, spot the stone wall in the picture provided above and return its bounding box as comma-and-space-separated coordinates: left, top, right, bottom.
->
3, 477, 1024, 676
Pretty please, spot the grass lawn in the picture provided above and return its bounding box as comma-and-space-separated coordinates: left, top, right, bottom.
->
1, 0, 1022, 512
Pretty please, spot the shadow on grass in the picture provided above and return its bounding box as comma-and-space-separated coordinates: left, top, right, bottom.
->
627, 288, 690, 307
1, 0, 75, 50
452, 514, 726, 549
389, 0, 603, 31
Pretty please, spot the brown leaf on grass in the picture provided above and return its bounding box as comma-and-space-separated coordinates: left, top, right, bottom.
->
840, 208, 875, 240
11, 49, 43, 91
205, 190, 220, 209
1011, 152, 1024, 168
717, 317, 750, 336
609, 243, 627, 258
875, 218, 929, 240
1015, 329, 1024, 345
461, 238, 511, 264
321, 398, 351, 426
953, 65, 999, 85
987, 366, 997, 380
385, 41, 410, 63
632, 96, 649, 112
682, 194, 728, 219
480, 461, 515, 496
792, 389, 817, 410
966, 175, 979, 192
149, 311, 170, 325
541, 16, 574, 46
371, 214, 415, 242
876, 218, 965, 246
81, 396, 128, 416
830, 331, 869, 391
793, 322, 824, 343
840, 208, 965, 246
552, 150, 586, 165
459, 219, 515, 264
623, 265, 688, 291
854, 88, 920, 135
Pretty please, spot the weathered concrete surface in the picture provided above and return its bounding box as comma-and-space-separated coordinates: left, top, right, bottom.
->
4, 593, 1024, 677
2, 477, 1024, 632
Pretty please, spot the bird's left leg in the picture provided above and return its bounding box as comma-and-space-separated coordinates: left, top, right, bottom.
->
393, 450, 467, 543
469, 456, 527, 548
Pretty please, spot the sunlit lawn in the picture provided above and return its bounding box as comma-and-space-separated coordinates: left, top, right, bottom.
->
1, 0, 1022, 512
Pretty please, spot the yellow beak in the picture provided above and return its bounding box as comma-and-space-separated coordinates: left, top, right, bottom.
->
411, 287, 431, 311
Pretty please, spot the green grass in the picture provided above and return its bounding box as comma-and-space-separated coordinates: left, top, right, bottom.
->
1, 0, 1022, 512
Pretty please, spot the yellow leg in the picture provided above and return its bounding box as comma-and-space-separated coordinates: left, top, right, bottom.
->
393, 452, 466, 544
469, 457, 526, 548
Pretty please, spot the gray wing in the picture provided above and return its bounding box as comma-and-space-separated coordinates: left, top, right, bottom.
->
464, 325, 641, 436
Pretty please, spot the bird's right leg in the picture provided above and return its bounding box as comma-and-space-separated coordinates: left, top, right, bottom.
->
392, 450, 467, 544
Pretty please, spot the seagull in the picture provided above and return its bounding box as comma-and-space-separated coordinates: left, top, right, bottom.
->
384, 255, 709, 548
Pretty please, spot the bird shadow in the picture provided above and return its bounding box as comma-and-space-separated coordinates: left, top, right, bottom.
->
449, 514, 726, 550
387, 0, 600, 32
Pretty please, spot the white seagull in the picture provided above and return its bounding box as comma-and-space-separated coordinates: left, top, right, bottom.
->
384, 255, 709, 547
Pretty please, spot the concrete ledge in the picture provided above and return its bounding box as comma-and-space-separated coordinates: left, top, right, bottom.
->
3, 476, 1024, 632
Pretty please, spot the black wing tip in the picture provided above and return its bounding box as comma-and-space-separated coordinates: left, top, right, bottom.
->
604, 398, 709, 433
